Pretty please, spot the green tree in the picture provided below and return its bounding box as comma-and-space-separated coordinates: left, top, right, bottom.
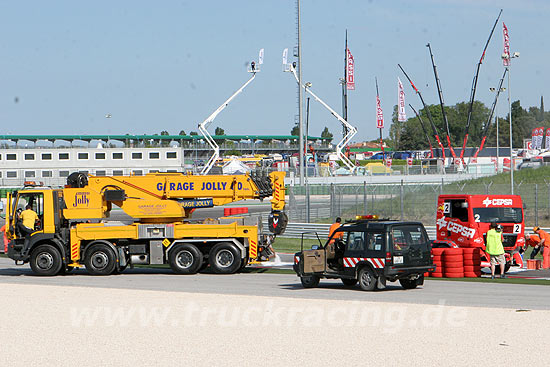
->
215, 127, 225, 135
291, 124, 299, 136
178, 130, 186, 136
190, 131, 198, 136
321, 127, 333, 142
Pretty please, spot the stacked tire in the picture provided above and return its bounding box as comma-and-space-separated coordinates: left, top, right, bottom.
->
443, 248, 464, 278
430, 248, 445, 278
463, 248, 482, 277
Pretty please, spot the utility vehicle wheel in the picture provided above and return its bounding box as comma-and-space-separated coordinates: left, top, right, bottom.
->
85, 243, 117, 276
208, 243, 241, 274
399, 278, 418, 289
30, 244, 63, 276
169, 244, 203, 274
341, 278, 358, 286
300, 275, 320, 288
358, 267, 376, 291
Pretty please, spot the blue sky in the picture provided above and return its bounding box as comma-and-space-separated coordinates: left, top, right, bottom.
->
0, 0, 547, 142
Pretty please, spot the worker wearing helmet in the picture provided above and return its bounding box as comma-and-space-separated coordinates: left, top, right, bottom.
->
533, 227, 550, 269
486, 222, 506, 279
525, 233, 542, 259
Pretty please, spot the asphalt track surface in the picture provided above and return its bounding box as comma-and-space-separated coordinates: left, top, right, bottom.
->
0, 257, 548, 310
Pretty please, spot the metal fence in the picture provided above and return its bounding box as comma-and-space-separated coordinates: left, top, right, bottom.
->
285, 180, 550, 228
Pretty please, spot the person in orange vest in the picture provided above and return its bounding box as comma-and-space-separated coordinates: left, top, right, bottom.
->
525, 233, 542, 259
328, 217, 343, 244
533, 227, 550, 269
0, 224, 7, 253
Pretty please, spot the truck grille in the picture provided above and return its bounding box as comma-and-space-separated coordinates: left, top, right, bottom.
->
502, 234, 517, 247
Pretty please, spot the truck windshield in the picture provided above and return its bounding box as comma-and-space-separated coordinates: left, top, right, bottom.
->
472, 207, 522, 223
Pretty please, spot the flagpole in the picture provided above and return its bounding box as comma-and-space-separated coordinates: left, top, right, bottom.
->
342, 30, 348, 138
375, 77, 384, 157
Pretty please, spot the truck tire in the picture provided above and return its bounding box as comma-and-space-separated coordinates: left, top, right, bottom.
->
85, 243, 117, 276
399, 278, 418, 289
300, 275, 320, 288
30, 244, 63, 276
169, 244, 203, 274
358, 267, 376, 291
208, 242, 241, 274
341, 278, 358, 286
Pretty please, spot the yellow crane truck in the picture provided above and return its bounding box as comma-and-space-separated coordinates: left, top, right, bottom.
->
5, 171, 287, 276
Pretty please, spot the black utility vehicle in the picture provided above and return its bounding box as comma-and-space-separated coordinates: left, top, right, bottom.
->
293, 219, 435, 291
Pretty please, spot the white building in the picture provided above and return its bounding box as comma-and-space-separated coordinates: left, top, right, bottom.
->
0, 147, 185, 187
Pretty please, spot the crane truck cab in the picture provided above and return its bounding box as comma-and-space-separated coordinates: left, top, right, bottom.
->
436, 194, 524, 271
6, 171, 287, 276
293, 219, 434, 291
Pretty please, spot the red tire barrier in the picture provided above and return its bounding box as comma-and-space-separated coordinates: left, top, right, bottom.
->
444, 262, 464, 269
464, 265, 481, 273
443, 255, 464, 262
432, 248, 446, 256
464, 271, 482, 277
443, 248, 464, 256
462, 247, 481, 254
444, 272, 464, 278
431, 272, 444, 278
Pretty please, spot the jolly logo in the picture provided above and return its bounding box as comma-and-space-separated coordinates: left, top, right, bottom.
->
482, 197, 513, 207
73, 192, 89, 207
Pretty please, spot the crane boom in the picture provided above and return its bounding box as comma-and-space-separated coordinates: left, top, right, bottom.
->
398, 63, 446, 160
63, 171, 286, 221
472, 67, 507, 158
285, 63, 357, 172
409, 104, 434, 158
460, 9, 503, 160
426, 43, 457, 160
199, 71, 257, 175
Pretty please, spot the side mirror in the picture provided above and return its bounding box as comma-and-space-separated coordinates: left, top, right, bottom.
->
311, 245, 319, 250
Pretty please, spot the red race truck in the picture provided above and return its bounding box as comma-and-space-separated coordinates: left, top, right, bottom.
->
435, 195, 525, 271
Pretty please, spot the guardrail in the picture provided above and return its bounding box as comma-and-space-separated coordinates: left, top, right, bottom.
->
262, 220, 438, 240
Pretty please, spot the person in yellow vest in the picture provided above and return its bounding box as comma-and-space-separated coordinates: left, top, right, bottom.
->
486, 222, 506, 279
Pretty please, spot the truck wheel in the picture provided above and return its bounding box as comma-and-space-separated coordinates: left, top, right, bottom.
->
85, 243, 117, 276
300, 275, 320, 288
208, 243, 241, 274
30, 244, 63, 276
341, 278, 358, 286
399, 278, 418, 289
358, 267, 376, 291
239, 257, 249, 272
169, 244, 203, 274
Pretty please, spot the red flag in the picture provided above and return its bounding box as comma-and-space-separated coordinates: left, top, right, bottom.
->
503, 23, 510, 66
376, 95, 384, 128
532, 128, 537, 150
346, 48, 355, 90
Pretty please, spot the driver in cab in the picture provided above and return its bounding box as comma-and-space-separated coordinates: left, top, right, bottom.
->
19, 205, 38, 237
